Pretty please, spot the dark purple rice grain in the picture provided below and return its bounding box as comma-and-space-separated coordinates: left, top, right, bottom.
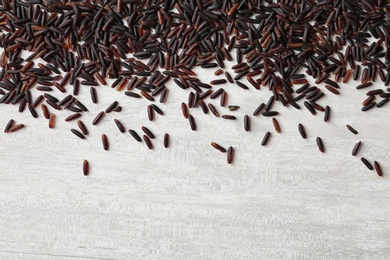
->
74, 100, 88, 112
374, 161, 383, 177
210, 79, 227, 85
141, 90, 155, 102
36, 86, 53, 91
262, 111, 278, 117
298, 124, 307, 139
352, 141, 362, 156
199, 100, 209, 114
114, 119, 125, 133
296, 84, 310, 94
324, 106, 330, 122
151, 104, 164, 115
253, 103, 265, 116
28, 105, 38, 118
272, 118, 281, 133
77, 120, 89, 135
211, 142, 226, 153
209, 88, 224, 99
8, 124, 25, 133
65, 113, 81, 122
361, 157, 373, 170
92, 111, 105, 125
125, 91, 141, 98
362, 102, 376, 111
147, 105, 154, 121
346, 125, 358, 135
311, 103, 325, 112
244, 115, 250, 132
376, 98, 389, 107
32, 95, 44, 108
46, 100, 62, 111
141, 126, 155, 139
83, 160, 89, 176
325, 85, 340, 95
163, 133, 169, 148
181, 103, 189, 119
188, 92, 194, 108
105, 101, 119, 113
4, 119, 14, 133
228, 105, 240, 111
189, 115, 196, 131
220, 92, 227, 107
261, 132, 271, 146
44, 94, 59, 103
143, 135, 154, 150
356, 82, 373, 90
41, 104, 50, 119
71, 129, 85, 140
102, 134, 109, 151
225, 72, 234, 83
129, 129, 142, 142
265, 96, 275, 112
324, 79, 340, 89
214, 69, 223, 76
49, 113, 56, 129
316, 137, 325, 153
235, 81, 249, 90
222, 115, 236, 120
353, 66, 361, 80
227, 146, 234, 164
90, 87, 98, 104
208, 103, 220, 117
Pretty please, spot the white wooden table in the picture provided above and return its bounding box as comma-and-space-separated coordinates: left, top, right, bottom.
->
1, 61, 390, 259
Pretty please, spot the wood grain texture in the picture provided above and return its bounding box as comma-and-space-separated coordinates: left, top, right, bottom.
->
1, 62, 390, 259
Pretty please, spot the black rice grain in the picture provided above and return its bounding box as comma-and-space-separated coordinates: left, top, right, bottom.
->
49, 113, 56, 129
8, 124, 25, 133
244, 115, 250, 132
147, 105, 154, 121
102, 134, 109, 151
361, 158, 373, 170
71, 129, 85, 140
374, 161, 383, 177
189, 115, 196, 131
92, 111, 105, 125
4, 119, 14, 133
90, 87, 98, 104
227, 147, 234, 164
211, 142, 226, 153
105, 101, 119, 113
129, 129, 142, 142
83, 160, 89, 176
352, 141, 362, 156
346, 125, 358, 135
141, 126, 155, 139
261, 132, 271, 146
164, 133, 169, 148
324, 106, 330, 122
181, 103, 189, 119
298, 124, 307, 139
316, 137, 325, 153
114, 119, 125, 133
77, 120, 89, 135
143, 135, 153, 150
272, 118, 281, 133
65, 113, 81, 122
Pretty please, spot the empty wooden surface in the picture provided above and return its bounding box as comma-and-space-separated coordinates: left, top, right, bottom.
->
0, 66, 390, 259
